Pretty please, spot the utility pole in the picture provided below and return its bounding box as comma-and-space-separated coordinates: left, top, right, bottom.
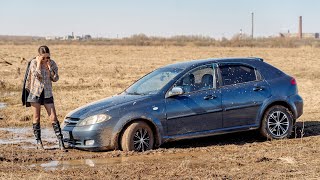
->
251, 12, 254, 39
298, 16, 302, 39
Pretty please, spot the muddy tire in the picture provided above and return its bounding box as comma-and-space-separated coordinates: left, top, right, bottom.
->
260, 105, 294, 139
121, 121, 154, 152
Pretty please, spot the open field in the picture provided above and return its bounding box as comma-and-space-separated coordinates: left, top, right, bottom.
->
0, 45, 320, 179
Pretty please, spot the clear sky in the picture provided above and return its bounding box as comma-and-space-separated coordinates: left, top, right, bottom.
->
0, 0, 319, 38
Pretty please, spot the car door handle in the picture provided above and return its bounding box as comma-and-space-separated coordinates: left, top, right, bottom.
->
253, 86, 264, 91
204, 95, 217, 100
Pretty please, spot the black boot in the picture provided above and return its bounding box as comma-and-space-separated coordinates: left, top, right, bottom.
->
52, 121, 66, 151
32, 123, 44, 150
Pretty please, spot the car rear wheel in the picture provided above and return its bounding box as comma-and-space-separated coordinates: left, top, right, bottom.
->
121, 121, 154, 152
260, 105, 293, 139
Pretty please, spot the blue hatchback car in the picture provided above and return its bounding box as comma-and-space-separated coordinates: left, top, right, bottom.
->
62, 57, 303, 151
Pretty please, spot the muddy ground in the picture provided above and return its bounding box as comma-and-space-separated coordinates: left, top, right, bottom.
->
1, 46, 320, 179
0, 122, 319, 179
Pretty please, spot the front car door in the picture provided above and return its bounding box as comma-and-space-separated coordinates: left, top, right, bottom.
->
165, 64, 223, 136
218, 63, 271, 128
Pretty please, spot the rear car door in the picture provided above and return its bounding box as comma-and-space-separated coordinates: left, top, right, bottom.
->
165, 64, 223, 136
218, 63, 271, 128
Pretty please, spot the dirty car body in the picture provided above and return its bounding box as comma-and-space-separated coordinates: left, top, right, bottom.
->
62, 57, 303, 151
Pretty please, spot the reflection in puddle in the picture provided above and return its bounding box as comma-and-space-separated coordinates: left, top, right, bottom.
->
33, 157, 126, 170
0, 102, 6, 109
32, 152, 196, 171
0, 127, 57, 149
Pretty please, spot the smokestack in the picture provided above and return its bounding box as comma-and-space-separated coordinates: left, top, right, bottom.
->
298, 16, 302, 39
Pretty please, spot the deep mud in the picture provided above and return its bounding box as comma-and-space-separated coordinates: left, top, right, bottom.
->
0, 121, 319, 179
0, 127, 57, 149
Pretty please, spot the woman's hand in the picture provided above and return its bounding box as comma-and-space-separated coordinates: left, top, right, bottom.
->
46, 59, 51, 71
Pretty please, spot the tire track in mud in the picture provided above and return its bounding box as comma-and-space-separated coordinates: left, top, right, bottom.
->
0, 120, 319, 164
0, 121, 319, 179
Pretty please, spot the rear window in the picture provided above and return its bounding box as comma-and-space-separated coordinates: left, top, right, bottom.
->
220, 65, 257, 86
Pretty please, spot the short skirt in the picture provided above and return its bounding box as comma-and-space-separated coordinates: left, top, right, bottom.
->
27, 90, 54, 105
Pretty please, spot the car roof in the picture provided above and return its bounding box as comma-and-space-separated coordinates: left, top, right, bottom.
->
164, 57, 263, 70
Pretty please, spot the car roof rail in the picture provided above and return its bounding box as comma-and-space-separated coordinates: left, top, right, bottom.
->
247, 57, 264, 62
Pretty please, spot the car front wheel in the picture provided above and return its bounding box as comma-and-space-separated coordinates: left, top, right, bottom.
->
260, 105, 294, 139
121, 121, 154, 152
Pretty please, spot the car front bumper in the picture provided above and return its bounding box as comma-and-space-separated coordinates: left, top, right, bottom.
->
62, 121, 115, 151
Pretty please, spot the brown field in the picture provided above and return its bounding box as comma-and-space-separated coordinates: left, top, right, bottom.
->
0, 45, 319, 179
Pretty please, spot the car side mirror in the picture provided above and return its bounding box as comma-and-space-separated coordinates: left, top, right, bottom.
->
168, 87, 184, 97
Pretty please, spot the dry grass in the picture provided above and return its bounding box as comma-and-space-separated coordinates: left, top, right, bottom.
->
0, 45, 320, 179
1, 45, 319, 126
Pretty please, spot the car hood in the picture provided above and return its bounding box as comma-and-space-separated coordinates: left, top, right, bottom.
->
66, 94, 147, 119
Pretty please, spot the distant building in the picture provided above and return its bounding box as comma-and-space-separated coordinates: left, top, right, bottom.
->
279, 16, 319, 39
279, 33, 320, 39
45, 36, 59, 40
73, 36, 82, 40
83, 35, 92, 40
62, 35, 74, 40
46, 32, 92, 41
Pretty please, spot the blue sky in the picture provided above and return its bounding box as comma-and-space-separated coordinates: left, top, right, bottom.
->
0, 0, 319, 38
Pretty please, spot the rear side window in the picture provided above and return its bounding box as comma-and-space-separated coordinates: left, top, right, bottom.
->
258, 61, 285, 80
220, 65, 257, 86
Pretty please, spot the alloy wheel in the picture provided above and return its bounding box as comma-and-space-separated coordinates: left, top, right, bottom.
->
267, 111, 290, 137
133, 128, 150, 152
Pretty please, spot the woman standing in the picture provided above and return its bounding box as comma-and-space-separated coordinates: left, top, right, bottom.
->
24, 45, 65, 150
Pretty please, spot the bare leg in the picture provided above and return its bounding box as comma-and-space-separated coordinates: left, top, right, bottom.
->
44, 103, 66, 151
31, 102, 41, 123
44, 103, 58, 123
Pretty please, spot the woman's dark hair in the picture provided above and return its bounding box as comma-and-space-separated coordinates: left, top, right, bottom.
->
38, 45, 50, 55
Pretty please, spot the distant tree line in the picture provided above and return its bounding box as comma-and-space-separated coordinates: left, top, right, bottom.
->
1, 33, 320, 48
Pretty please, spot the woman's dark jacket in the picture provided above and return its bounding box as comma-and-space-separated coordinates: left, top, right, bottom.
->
22, 60, 31, 107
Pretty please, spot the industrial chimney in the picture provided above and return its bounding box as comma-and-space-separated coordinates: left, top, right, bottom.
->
298, 16, 302, 39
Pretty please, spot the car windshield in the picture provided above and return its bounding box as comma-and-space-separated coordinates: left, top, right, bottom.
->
125, 68, 183, 95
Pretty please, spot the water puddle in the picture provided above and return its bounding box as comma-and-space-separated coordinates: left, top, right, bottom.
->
31, 157, 128, 170
0, 102, 6, 109
30, 152, 199, 171
0, 127, 57, 149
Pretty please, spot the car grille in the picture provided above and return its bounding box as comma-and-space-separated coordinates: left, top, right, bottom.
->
63, 131, 81, 147
64, 117, 80, 127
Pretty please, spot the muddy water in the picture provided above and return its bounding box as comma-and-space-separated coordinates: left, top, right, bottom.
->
0, 102, 7, 120
0, 102, 6, 109
0, 127, 200, 171
31, 152, 196, 171
0, 127, 57, 149
31, 157, 126, 170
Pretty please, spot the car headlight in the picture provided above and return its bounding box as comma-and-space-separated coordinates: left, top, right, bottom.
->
77, 114, 111, 126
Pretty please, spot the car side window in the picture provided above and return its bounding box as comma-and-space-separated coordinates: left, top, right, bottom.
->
174, 65, 216, 93
220, 65, 257, 86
